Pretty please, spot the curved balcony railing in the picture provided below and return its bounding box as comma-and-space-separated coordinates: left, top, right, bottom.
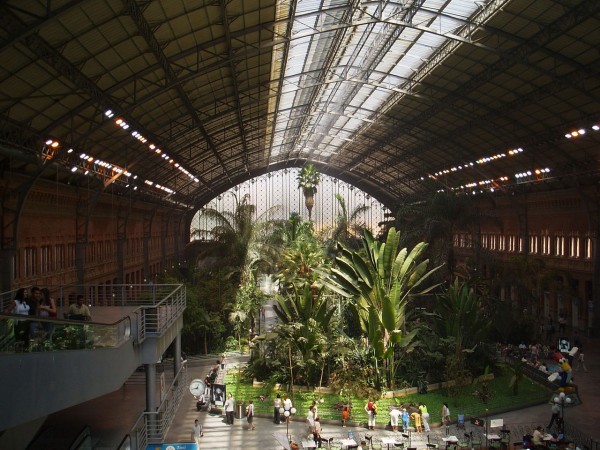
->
1, 283, 185, 346
0, 314, 131, 354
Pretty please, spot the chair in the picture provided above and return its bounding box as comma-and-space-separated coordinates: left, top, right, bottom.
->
500, 429, 510, 449
320, 437, 334, 449
471, 435, 482, 450
371, 438, 382, 450
457, 414, 466, 430
489, 440, 502, 450
426, 444, 439, 450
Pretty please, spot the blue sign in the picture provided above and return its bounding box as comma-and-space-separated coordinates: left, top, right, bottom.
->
146, 444, 198, 450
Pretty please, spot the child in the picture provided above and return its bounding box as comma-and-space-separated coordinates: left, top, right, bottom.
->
402, 408, 410, 431
342, 406, 350, 427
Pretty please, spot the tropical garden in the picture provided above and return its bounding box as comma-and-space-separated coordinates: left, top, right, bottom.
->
180, 165, 551, 423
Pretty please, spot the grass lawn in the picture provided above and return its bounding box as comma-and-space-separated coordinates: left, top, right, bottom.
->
224, 366, 551, 425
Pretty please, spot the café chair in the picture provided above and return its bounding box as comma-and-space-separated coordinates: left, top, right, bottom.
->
370, 438, 382, 450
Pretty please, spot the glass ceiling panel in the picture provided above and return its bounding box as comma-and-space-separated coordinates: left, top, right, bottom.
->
269, 0, 481, 162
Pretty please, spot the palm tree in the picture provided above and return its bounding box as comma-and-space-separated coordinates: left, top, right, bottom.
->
297, 164, 320, 220
190, 193, 283, 282
326, 193, 370, 251
396, 191, 501, 281
434, 278, 494, 388
324, 227, 441, 389
273, 282, 337, 388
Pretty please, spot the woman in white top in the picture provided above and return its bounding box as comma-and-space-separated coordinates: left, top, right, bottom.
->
10, 288, 31, 349
274, 394, 282, 424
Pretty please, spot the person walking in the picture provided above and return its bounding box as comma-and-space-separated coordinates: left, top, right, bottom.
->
548, 401, 561, 431
306, 406, 316, 438
274, 393, 282, 424
390, 407, 401, 432
246, 399, 255, 430
341, 406, 350, 427
442, 402, 451, 435
364, 399, 376, 430
575, 351, 588, 372
224, 393, 235, 424
419, 403, 431, 432
191, 419, 203, 445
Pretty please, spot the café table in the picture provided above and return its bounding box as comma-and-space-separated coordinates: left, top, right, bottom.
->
340, 438, 357, 449
485, 434, 501, 440
381, 437, 398, 450
443, 436, 459, 450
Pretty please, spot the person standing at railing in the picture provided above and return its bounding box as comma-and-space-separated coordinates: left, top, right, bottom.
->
36, 287, 57, 339
68, 295, 92, 321
8, 288, 31, 350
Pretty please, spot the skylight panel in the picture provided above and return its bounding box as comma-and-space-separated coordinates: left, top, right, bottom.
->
269, 0, 487, 161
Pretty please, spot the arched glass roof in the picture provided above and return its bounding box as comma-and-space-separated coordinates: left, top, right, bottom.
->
191, 169, 389, 237
0, 0, 598, 212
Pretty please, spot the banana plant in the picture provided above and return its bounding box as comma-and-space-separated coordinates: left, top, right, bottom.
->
272, 282, 337, 387
323, 227, 441, 389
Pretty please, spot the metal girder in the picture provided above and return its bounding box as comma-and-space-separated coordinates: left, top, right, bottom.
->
122, 0, 229, 185
339, 0, 600, 183
0, 1, 87, 54
217, 0, 251, 177
0, 7, 205, 197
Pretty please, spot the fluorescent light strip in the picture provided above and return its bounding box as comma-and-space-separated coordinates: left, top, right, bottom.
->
106, 110, 199, 183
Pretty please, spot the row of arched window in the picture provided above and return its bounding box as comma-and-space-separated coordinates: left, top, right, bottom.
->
454, 233, 594, 259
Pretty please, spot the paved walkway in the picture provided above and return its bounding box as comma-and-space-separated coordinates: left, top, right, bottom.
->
164, 331, 600, 450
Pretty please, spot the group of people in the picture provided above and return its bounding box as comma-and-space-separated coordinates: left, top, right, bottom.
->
6, 287, 92, 350
364, 399, 439, 433
191, 392, 455, 448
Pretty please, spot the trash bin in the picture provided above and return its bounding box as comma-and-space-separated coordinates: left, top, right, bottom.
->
235, 401, 245, 419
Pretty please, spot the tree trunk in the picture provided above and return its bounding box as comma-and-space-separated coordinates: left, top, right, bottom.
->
305, 194, 314, 220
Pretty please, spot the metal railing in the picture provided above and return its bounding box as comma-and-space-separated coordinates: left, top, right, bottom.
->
134, 284, 186, 344
0, 313, 131, 353
1, 283, 185, 347
1, 284, 184, 310
126, 364, 188, 449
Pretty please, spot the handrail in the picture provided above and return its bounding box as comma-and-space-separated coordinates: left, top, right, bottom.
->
132, 284, 186, 344
69, 424, 92, 450
2, 284, 184, 310
0, 313, 131, 354
1, 283, 185, 345
128, 364, 188, 449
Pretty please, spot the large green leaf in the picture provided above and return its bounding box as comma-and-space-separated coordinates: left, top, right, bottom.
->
367, 306, 380, 345
352, 252, 373, 288
381, 295, 396, 332
329, 268, 360, 295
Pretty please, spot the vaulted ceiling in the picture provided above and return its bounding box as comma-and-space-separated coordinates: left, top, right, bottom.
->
1, 0, 599, 211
